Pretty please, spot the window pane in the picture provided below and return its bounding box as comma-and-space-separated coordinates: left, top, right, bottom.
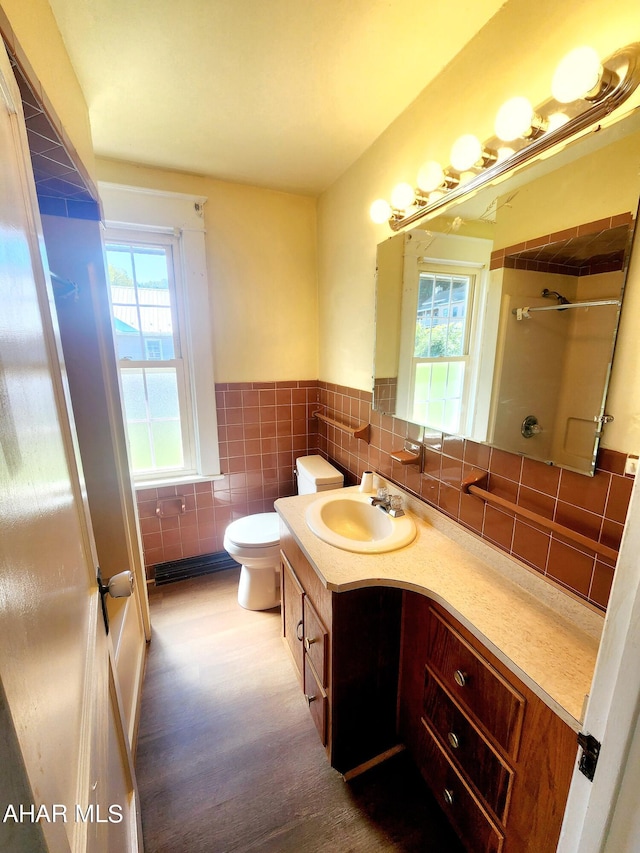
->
415, 271, 471, 358
412, 361, 465, 434
107, 242, 177, 363
126, 422, 153, 471
106, 247, 135, 295
133, 248, 169, 288
121, 370, 147, 419
120, 366, 184, 473
151, 422, 183, 469
146, 370, 181, 419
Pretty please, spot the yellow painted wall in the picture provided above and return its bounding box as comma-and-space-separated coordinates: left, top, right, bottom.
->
96, 158, 318, 383
0, 0, 95, 182
317, 0, 640, 453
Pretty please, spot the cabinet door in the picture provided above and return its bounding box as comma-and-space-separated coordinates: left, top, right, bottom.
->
281, 552, 304, 686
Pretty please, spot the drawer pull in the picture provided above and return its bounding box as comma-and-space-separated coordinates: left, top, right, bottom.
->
443, 788, 455, 806
454, 669, 468, 687
447, 731, 460, 750
304, 693, 316, 706
296, 620, 304, 641
304, 636, 316, 651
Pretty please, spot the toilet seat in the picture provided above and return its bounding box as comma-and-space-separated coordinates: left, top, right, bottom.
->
224, 512, 280, 549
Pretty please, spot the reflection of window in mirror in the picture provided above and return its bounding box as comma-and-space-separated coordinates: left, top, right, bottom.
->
411, 267, 475, 433
396, 229, 496, 440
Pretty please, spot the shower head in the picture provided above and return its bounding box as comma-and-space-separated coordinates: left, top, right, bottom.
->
541, 288, 571, 305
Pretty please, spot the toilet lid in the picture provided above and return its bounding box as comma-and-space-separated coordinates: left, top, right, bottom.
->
225, 512, 280, 548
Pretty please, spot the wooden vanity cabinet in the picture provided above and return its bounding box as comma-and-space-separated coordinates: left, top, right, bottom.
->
399, 592, 578, 853
280, 525, 402, 775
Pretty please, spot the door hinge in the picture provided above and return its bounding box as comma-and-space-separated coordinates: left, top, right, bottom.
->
97, 567, 110, 635
577, 731, 601, 781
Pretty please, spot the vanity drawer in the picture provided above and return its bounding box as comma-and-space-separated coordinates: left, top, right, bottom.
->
303, 596, 328, 687
428, 609, 525, 758
419, 718, 504, 853
423, 667, 513, 822
304, 655, 327, 746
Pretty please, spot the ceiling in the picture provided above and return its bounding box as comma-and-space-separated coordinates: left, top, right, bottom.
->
47, 0, 506, 196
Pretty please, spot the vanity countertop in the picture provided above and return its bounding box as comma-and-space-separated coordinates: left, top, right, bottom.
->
275, 484, 604, 732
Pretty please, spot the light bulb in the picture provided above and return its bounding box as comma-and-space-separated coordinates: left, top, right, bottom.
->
546, 111, 570, 132
390, 182, 416, 211
458, 170, 477, 185
428, 190, 445, 203
369, 198, 392, 224
495, 96, 535, 141
417, 160, 445, 192
450, 134, 483, 172
552, 46, 603, 103
496, 146, 515, 163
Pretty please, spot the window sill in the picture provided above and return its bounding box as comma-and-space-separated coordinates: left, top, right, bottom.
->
134, 473, 225, 491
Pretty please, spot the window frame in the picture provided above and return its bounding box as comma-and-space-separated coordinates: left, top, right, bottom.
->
409, 265, 477, 434
396, 229, 495, 440
99, 183, 220, 485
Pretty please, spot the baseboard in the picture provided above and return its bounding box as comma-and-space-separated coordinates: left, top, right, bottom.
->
153, 550, 240, 585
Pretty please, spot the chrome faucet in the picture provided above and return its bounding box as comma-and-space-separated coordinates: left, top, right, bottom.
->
370, 494, 390, 509
369, 491, 405, 517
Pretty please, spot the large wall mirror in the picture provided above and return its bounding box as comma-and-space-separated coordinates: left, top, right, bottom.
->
373, 109, 640, 476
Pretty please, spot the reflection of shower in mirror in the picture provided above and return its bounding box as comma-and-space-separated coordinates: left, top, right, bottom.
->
541, 288, 571, 306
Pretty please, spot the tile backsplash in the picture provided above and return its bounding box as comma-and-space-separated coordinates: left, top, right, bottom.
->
315, 383, 633, 611
136, 379, 633, 611
136, 381, 319, 576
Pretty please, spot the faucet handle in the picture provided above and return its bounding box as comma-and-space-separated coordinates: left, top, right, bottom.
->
388, 494, 405, 517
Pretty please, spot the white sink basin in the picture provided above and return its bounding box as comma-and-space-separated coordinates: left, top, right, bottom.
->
305, 492, 416, 553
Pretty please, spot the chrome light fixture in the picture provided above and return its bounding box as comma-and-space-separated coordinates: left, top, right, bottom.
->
371, 42, 640, 232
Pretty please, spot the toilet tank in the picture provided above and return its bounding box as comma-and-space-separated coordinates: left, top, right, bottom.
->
296, 455, 343, 494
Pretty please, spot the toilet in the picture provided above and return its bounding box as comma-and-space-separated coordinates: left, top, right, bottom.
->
224, 455, 343, 610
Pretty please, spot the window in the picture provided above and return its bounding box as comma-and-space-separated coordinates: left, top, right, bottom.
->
410, 268, 474, 434
107, 236, 192, 474
100, 183, 219, 484
396, 228, 496, 441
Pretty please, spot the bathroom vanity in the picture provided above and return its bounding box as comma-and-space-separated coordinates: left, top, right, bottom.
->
276, 485, 603, 853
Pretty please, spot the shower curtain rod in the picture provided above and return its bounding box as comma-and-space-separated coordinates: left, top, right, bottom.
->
512, 298, 620, 319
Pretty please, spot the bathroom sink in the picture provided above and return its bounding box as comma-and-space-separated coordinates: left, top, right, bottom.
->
305, 492, 416, 553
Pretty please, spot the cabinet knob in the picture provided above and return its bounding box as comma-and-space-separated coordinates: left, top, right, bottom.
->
453, 669, 468, 687
443, 788, 455, 806
447, 731, 460, 750
296, 619, 304, 641
304, 636, 316, 651
304, 693, 316, 707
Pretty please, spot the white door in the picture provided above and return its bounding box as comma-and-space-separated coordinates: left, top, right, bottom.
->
0, 48, 141, 853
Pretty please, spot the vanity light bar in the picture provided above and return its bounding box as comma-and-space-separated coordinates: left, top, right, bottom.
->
372, 42, 640, 232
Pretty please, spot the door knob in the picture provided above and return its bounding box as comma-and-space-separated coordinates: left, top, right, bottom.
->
97, 568, 134, 635
103, 570, 134, 598
98, 569, 134, 599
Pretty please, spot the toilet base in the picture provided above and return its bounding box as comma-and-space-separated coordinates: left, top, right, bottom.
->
237, 563, 280, 611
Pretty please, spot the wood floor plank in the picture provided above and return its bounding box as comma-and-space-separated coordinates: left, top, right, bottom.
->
135, 569, 465, 852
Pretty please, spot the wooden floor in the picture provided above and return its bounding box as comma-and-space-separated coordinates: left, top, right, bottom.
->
135, 569, 465, 853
